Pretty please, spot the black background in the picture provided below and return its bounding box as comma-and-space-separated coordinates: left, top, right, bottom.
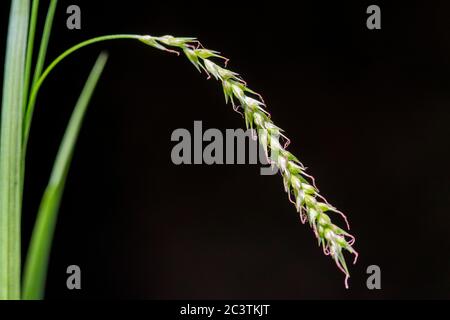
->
1, 0, 450, 299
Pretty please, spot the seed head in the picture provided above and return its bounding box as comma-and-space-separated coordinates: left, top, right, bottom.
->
142, 35, 358, 288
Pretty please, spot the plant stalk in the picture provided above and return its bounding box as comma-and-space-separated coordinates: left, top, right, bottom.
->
23, 34, 140, 150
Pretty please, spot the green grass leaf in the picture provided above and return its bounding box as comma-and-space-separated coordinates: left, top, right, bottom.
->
30, 0, 58, 89
23, 0, 40, 112
22, 0, 57, 156
22, 52, 109, 300
0, 0, 30, 300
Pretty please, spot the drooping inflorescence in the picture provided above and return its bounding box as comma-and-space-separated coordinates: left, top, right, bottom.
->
140, 35, 358, 287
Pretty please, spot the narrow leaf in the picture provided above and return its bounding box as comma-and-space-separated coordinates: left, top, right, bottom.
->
23, 0, 40, 112
22, 52, 109, 300
0, 0, 30, 300
30, 0, 58, 89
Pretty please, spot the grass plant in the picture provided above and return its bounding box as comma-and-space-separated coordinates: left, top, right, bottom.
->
0, 0, 357, 299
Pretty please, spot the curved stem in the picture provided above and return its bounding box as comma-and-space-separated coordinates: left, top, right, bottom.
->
23, 34, 142, 149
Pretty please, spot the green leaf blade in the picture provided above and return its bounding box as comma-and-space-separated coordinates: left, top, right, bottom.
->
0, 0, 30, 300
22, 52, 109, 300
30, 0, 58, 89
23, 0, 40, 112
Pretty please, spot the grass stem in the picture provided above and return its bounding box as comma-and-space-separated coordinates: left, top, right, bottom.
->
23, 34, 140, 150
